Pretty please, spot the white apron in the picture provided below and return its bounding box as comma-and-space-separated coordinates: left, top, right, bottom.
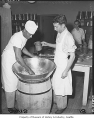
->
1, 51, 18, 92
52, 30, 72, 96
1, 31, 27, 92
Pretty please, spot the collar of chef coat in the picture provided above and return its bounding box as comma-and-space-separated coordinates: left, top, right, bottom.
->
56, 28, 68, 43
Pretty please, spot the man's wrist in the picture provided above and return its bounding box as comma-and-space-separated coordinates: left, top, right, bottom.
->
30, 54, 34, 57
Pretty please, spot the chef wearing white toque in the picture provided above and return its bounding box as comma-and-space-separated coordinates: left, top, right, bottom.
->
25, 20, 38, 34
1, 20, 38, 113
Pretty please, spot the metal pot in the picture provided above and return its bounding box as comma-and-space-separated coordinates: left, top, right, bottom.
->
12, 57, 56, 83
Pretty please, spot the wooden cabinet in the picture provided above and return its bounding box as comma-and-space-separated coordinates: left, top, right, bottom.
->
0, 7, 12, 54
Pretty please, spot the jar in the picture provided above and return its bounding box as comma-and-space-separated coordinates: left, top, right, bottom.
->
88, 35, 92, 49
34, 41, 42, 52
83, 42, 88, 54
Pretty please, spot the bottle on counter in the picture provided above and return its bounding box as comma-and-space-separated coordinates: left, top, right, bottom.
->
34, 41, 42, 55
80, 11, 85, 27
85, 11, 90, 27
82, 42, 88, 54
88, 34, 92, 50
85, 11, 88, 19
89, 11, 93, 27
76, 11, 80, 20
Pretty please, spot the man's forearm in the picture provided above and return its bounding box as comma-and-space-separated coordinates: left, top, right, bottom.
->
48, 43, 56, 48
22, 47, 34, 57
17, 57, 29, 70
65, 53, 75, 72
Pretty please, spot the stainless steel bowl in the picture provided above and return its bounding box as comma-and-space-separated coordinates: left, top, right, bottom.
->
12, 57, 56, 83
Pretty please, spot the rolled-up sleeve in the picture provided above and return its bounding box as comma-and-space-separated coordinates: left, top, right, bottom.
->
11, 35, 22, 49
66, 36, 77, 53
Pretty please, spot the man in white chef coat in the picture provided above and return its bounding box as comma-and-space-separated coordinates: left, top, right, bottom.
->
1, 20, 38, 113
41, 15, 77, 114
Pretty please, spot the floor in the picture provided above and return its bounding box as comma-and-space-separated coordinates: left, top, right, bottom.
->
51, 72, 92, 114
0, 71, 92, 114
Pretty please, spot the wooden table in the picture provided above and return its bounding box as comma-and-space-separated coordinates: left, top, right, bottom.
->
72, 56, 92, 106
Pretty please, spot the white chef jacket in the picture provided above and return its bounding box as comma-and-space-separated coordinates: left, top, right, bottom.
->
1, 31, 27, 92
71, 28, 85, 44
52, 28, 77, 96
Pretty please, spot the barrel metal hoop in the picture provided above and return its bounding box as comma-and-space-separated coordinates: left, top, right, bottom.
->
17, 88, 52, 95
18, 77, 50, 84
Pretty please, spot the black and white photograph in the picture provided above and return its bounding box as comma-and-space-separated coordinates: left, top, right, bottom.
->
0, 0, 93, 119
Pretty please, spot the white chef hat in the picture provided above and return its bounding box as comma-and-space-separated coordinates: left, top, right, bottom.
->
25, 20, 38, 34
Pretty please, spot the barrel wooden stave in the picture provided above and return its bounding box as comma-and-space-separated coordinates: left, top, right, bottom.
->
16, 78, 52, 114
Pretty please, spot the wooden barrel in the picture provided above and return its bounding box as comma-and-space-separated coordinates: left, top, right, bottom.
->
16, 77, 52, 114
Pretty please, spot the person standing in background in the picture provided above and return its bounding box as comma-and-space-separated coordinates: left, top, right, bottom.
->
41, 15, 77, 114
71, 20, 85, 51
1, 20, 38, 114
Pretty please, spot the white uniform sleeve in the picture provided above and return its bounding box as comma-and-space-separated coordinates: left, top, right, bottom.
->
71, 29, 74, 35
66, 35, 77, 53
11, 34, 22, 49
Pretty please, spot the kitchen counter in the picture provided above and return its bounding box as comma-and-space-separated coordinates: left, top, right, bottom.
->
72, 50, 92, 107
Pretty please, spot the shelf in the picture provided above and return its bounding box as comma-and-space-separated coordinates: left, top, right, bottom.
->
81, 26, 92, 27
11, 13, 37, 34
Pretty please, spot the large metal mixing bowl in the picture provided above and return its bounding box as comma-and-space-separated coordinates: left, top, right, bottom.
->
12, 57, 56, 83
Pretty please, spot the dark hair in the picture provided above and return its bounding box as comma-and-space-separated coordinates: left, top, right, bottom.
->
74, 20, 80, 24
53, 14, 67, 25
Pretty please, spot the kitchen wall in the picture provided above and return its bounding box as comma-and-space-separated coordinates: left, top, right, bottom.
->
0, 1, 93, 28
0, 1, 93, 24
8, 1, 94, 25
0, 1, 93, 51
